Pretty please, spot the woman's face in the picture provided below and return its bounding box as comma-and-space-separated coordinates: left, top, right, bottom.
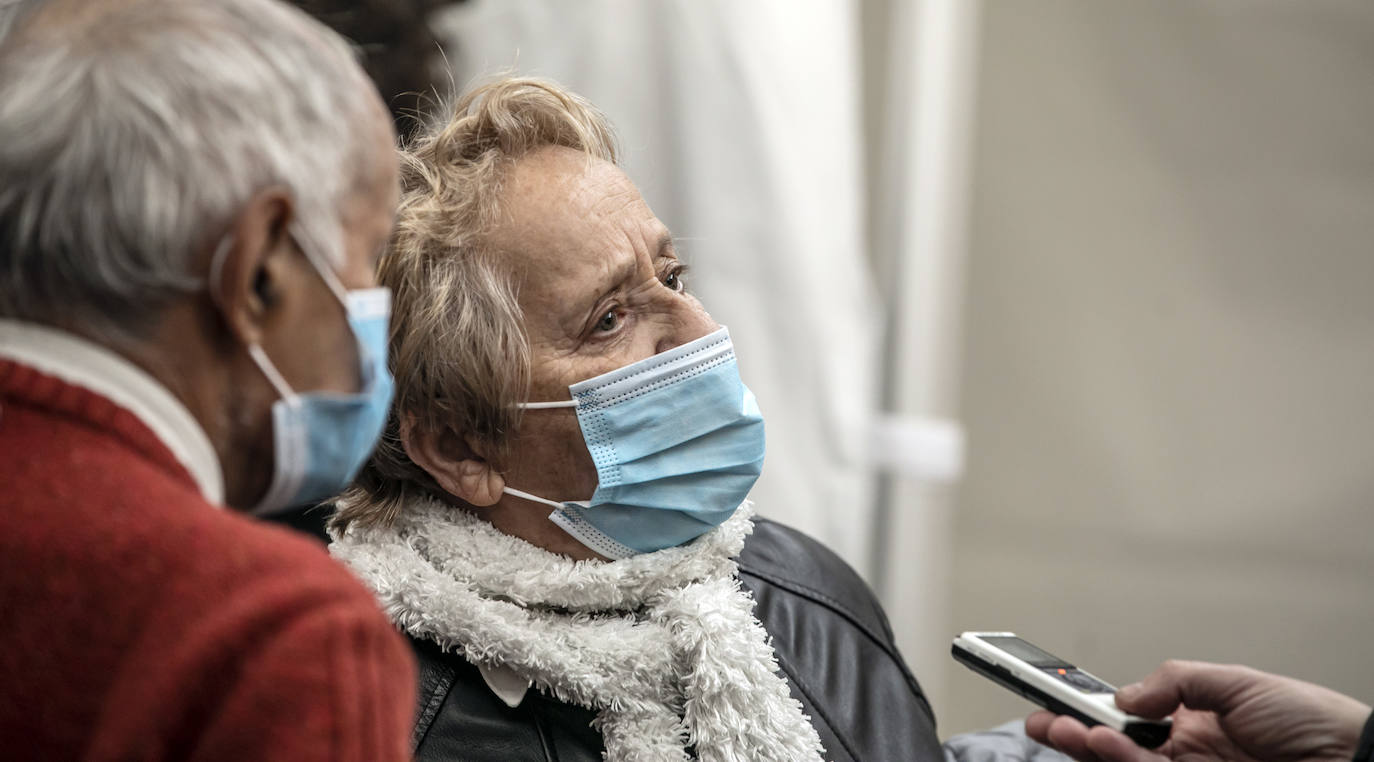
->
481, 145, 717, 552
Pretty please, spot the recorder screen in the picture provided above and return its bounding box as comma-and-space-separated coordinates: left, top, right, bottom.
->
981, 636, 1073, 669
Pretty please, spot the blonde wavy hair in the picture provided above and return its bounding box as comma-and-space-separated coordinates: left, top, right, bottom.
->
336, 76, 619, 529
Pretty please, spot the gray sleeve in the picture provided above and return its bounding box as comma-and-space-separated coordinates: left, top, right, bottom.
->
943, 720, 1074, 762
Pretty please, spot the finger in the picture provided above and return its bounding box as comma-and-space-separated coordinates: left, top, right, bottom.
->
1083, 724, 1168, 762
1117, 659, 1257, 718
1025, 711, 1058, 743
1025, 711, 1058, 745
1043, 715, 1104, 762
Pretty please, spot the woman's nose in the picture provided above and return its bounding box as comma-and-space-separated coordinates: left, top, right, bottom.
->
655, 298, 719, 355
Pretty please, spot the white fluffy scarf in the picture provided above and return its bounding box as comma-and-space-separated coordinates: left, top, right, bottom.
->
330, 496, 826, 762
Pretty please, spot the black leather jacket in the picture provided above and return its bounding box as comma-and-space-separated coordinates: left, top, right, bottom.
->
408, 518, 945, 761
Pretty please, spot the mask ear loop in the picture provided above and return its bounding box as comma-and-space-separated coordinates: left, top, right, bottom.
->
501, 486, 567, 511
502, 399, 585, 510
246, 344, 297, 401
285, 222, 385, 395
289, 223, 351, 306
517, 400, 580, 410
207, 233, 298, 402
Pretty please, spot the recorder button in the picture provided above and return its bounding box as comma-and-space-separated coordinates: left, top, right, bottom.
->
1062, 670, 1113, 693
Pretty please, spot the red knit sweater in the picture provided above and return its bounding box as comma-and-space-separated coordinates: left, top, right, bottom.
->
0, 359, 416, 761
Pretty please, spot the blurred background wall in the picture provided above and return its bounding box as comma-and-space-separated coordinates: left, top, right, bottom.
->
298, 0, 1374, 740
948, 0, 1374, 735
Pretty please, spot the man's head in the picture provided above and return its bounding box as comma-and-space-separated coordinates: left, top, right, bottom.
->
0, 0, 400, 509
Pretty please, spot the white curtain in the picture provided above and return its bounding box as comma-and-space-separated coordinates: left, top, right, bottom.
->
866, 0, 981, 719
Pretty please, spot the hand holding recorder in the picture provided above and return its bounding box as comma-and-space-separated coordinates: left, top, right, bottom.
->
1025, 659, 1373, 762
953, 632, 1173, 748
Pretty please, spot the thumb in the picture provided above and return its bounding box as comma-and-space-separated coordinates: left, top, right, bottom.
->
1117, 659, 1255, 719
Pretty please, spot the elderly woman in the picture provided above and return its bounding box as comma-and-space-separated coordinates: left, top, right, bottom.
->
329, 77, 942, 762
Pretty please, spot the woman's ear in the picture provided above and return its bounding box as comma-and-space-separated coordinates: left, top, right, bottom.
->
400, 416, 505, 506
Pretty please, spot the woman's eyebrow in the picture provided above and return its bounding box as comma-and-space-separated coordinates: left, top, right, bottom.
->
568, 232, 676, 329
570, 253, 638, 326
655, 231, 676, 260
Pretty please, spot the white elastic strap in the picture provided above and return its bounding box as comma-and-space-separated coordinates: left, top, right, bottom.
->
517, 399, 580, 410
503, 488, 638, 560
293, 226, 352, 306
246, 343, 296, 401
501, 486, 566, 511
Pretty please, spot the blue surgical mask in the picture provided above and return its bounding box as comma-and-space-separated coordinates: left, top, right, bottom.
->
503, 327, 765, 559
213, 227, 395, 515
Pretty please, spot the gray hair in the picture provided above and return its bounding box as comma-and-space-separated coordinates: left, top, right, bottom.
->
0, 1, 26, 41
0, 0, 385, 337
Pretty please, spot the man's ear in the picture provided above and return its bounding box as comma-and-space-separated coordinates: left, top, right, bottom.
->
400, 416, 506, 507
208, 186, 296, 346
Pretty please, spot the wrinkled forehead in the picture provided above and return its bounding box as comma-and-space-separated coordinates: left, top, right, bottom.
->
490, 145, 659, 278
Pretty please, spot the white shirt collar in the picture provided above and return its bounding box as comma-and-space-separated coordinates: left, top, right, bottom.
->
477, 662, 530, 708
0, 319, 225, 505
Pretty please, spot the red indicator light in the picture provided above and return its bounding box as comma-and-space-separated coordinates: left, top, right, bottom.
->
1057, 669, 1067, 675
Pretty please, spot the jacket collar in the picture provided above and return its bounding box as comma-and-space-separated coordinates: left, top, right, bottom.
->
0, 319, 224, 504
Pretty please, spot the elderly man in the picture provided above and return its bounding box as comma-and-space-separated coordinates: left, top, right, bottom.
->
0, 1, 415, 760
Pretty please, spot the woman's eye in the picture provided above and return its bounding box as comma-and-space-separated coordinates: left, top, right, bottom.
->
595, 310, 620, 333
663, 269, 685, 292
